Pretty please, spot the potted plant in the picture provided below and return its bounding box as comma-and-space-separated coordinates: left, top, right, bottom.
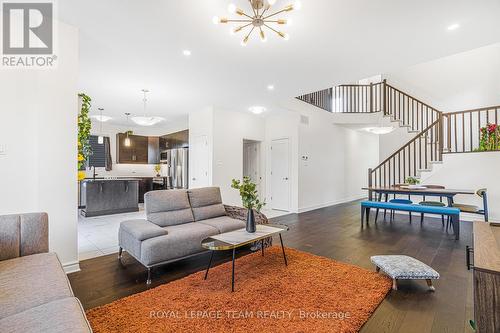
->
405, 176, 421, 189
154, 164, 162, 177
231, 177, 265, 233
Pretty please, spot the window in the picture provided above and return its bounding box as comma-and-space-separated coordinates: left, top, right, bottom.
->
88, 135, 107, 168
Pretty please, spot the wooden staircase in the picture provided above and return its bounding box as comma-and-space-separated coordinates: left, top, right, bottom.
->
296, 80, 500, 191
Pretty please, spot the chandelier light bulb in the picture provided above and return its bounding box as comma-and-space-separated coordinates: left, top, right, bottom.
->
268, 0, 277, 5
283, 33, 290, 40
294, 0, 302, 10
212, 16, 220, 24
228, 3, 237, 13
241, 36, 249, 46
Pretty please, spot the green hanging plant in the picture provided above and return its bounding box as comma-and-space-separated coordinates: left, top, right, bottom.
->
78, 93, 92, 171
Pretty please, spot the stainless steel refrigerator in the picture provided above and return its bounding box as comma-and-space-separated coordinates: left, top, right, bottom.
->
161, 148, 188, 189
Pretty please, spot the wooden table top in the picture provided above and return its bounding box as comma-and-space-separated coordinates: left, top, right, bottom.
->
473, 221, 500, 274
362, 186, 475, 195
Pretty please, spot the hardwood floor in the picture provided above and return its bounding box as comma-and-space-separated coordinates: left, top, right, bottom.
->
69, 200, 473, 333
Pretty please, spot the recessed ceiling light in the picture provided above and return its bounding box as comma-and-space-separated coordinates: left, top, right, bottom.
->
183, 50, 191, 56
363, 127, 394, 135
267, 85, 275, 91
249, 106, 266, 114
447, 23, 460, 31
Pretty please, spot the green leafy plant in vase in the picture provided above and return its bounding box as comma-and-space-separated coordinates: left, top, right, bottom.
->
231, 177, 265, 233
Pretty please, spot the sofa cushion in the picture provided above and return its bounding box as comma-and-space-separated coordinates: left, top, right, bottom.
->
0, 253, 73, 319
0, 297, 92, 333
140, 222, 219, 266
197, 216, 245, 233
188, 187, 227, 221
145, 190, 194, 227
120, 219, 168, 241
0, 213, 48, 261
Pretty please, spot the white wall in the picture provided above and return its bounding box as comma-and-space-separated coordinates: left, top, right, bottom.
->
212, 109, 266, 206
285, 99, 379, 212
88, 120, 187, 177
385, 42, 500, 112
0, 22, 80, 272
419, 152, 500, 221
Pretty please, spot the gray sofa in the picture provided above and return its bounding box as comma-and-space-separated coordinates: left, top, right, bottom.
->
119, 187, 269, 284
0, 213, 92, 333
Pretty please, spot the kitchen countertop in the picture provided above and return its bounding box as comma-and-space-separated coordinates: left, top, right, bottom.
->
81, 178, 141, 182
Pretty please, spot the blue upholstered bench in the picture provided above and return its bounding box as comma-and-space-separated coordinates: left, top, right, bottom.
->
360, 201, 461, 239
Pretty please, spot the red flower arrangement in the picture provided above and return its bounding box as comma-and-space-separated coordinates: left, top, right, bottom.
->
478, 123, 500, 151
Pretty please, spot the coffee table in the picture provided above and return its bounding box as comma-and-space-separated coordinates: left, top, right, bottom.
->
201, 224, 289, 292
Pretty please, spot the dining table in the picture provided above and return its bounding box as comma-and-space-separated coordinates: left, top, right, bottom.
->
362, 186, 476, 206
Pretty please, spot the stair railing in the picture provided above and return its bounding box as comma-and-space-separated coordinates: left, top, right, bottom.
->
383, 83, 441, 133
297, 82, 385, 113
443, 105, 500, 153
367, 117, 443, 199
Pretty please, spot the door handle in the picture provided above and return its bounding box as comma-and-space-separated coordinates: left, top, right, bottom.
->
283, 177, 289, 180
466, 245, 474, 270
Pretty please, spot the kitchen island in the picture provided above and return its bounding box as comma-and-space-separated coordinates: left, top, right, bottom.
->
80, 179, 139, 217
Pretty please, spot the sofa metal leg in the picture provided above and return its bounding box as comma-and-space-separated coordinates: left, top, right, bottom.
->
231, 248, 236, 292
204, 251, 214, 280
146, 267, 152, 285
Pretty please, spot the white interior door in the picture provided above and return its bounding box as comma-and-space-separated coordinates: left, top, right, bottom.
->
271, 138, 290, 211
190, 135, 209, 188
243, 141, 261, 194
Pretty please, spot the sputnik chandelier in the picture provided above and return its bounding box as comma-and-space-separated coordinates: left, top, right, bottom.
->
213, 0, 301, 46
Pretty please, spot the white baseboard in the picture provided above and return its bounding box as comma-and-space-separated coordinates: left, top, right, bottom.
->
298, 195, 367, 213
63, 261, 81, 274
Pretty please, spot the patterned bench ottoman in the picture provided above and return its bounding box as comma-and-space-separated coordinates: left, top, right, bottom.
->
370, 255, 440, 291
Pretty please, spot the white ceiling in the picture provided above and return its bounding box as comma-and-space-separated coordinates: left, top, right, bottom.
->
59, 0, 500, 127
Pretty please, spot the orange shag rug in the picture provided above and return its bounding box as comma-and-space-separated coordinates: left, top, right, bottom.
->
86, 247, 391, 333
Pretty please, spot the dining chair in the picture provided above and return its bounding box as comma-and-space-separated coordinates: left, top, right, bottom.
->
375, 184, 413, 223
418, 185, 447, 226
448, 189, 489, 228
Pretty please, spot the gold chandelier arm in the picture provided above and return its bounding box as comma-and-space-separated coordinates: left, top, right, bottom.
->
247, 0, 258, 16
246, 25, 256, 39
260, 6, 270, 17
239, 11, 255, 20
263, 23, 281, 35
226, 19, 253, 23
263, 8, 289, 20
234, 22, 254, 32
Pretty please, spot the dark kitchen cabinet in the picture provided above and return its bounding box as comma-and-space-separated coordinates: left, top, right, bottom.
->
116, 133, 149, 164
160, 130, 189, 150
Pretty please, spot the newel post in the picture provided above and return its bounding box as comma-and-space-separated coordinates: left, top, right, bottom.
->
368, 168, 373, 201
